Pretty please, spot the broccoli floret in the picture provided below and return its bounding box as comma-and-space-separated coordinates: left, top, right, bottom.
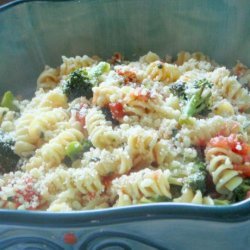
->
62, 62, 110, 102
0, 131, 19, 174
170, 184, 182, 199
169, 82, 187, 100
62, 68, 93, 101
1, 91, 19, 111
233, 179, 250, 202
82, 140, 93, 153
186, 162, 207, 194
214, 199, 231, 205
65, 140, 93, 161
65, 141, 83, 161
101, 107, 119, 126
89, 62, 110, 78
140, 196, 172, 204
182, 79, 212, 117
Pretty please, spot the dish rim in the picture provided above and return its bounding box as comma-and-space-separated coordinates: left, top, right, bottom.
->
0, 0, 250, 226
0, 200, 249, 227
0, 0, 77, 12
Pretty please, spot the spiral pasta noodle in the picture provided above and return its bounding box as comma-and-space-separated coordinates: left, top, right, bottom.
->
29, 108, 69, 141
208, 68, 250, 111
37, 66, 60, 90
179, 116, 240, 146
24, 128, 84, 171
60, 55, 96, 76
27, 88, 68, 110
15, 112, 38, 157
92, 85, 120, 107
112, 169, 172, 205
127, 128, 158, 167
174, 188, 214, 205
139, 51, 160, 64
147, 61, 181, 83
66, 168, 104, 195
219, 76, 250, 112
40, 167, 69, 198
123, 88, 181, 120
85, 108, 123, 149
83, 147, 133, 176
0, 107, 15, 132
206, 154, 242, 195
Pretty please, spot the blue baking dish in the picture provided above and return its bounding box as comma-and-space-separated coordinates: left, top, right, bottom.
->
0, 0, 250, 249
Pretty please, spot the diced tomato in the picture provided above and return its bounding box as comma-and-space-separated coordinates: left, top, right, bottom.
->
111, 52, 122, 64
12, 177, 42, 210
102, 174, 119, 188
130, 89, 151, 102
197, 139, 208, 147
116, 69, 138, 84
208, 135, 231, 149
233, 143, 250, 156
208, 134, 250, 157
233, 165, 250, 177
109, 102, 124, 120
233, 63, 247, 77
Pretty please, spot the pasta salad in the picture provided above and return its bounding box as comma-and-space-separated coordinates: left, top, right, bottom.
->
0, 51, 250, 211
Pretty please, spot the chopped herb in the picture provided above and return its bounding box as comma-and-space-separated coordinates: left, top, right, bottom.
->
169, 82, 187, 100
157, 63, 163, 69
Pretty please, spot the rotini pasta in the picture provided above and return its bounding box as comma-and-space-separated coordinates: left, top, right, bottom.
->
205, 134, 247, 195
85, 107, 123, 149
60, 55, 97, 76
174, 188, 214, 205
82, 147, 133, 175
206, 154, 242, 195
15, 112, 38, 157
147, 61, 181, 83
178, 116, 241, 147
24, 128, 84, 171
37, 66, 60, 90
111, 169, 172, 206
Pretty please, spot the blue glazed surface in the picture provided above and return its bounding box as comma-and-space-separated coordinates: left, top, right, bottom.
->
0, 1, 250, 249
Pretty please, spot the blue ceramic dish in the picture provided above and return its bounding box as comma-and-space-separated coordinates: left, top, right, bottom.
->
0, 0, 250, 249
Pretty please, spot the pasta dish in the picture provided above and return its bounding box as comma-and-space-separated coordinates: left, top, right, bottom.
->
0, 51, 250, 211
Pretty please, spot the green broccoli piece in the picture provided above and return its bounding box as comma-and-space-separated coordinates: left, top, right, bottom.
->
0, 131, 20, 174
182, 79, 212, 117
65, 139, 93, 164
213, 199, 231, 205
169, 82, 187, 100
65, 141, 83, 161
62, 62, 110, 102
62, 68, 93, 101
101, 107, 119, 126
170, 184, 182, 199
233, 179, 250, 202
185, 162, 207, 194
0, 91, 18, 111
140, 196, 172, 204
89, 62, 110, 78
82, 140, 93, 153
